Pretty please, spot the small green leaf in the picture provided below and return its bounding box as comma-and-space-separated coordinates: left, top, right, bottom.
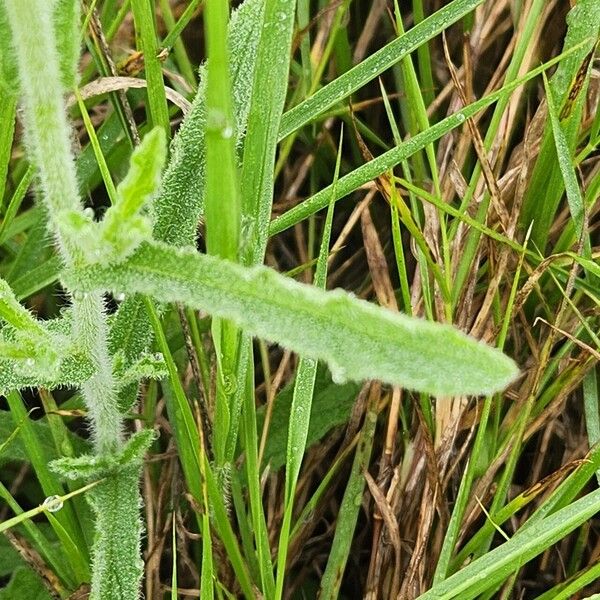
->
66, 241, 519, 397
51, 429, 155, 480
111, 127, 166, 224
113, 350, 168, 388
56, 128, 167, 266
0, 312, 95, 395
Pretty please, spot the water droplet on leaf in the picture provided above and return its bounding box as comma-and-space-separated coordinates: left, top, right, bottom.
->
42, 495, 63, 513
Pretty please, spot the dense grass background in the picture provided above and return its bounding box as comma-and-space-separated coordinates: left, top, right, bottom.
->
1, 0, 600, 598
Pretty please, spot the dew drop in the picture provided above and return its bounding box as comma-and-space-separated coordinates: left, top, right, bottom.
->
115, 292, 126, 302
153, 352, 164, 362
83, 207, 95, 220
221, 126, 233, 139
456, 113, 466, 123
24, 358, 35, 368
330, 366, 347, 385
72, 290, 87, 302
42, 495, 64, 513
223, 373, 237, 395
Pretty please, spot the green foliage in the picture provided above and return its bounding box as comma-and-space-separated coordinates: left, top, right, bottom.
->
52, 0, 81, 90
51, 428, 154, 480
0, 2, 17, 96
59, 127, 167, 267
66, 240, 519, 396
521, 0, 600, 248
0, 410, 89, 465
51, 431, 155, 600
0, 311, 94, 395
259, 366, 360, 471
153, 0, 263, 247
0, 567, 52, 600
420, 488, 600, 600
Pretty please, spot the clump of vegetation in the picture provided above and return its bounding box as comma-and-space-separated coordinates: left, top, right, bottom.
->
0, 0, 598, 599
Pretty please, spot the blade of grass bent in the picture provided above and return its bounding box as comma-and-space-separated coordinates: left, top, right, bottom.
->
278, 0, 486, 140
269, 42, 587, 236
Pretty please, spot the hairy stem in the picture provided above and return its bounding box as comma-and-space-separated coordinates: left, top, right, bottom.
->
3, 0, 123, 453
4, 1, 142, 597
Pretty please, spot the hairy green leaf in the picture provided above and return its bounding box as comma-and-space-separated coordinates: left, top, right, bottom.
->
153, 0, 263, 247
50, 430, 155, 600
51, 429, 155, 480
66, 241, 519, 396
113, 350, 168, 388
58, 128, 167, 267
0, 313, 95, 395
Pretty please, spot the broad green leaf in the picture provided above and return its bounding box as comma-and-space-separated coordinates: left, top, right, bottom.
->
0, 410, 89, 466
0, 567, 52, 600
65, 241, 519, 397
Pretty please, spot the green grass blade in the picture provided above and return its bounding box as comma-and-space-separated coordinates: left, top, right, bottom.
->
204, 0, 240, 262
543, 72, 591, 257
130, 0, 170, 134
418, 487, 600, 600
270, 42, 585, 236
5, 391, 90, 581
319, 386, 377, 599
274, 132, 341, 600
278, 0, 485, 139
67, 240, 519, 397
520, 0, 600, 249
239, 0, 296, 264
0, 96, 16, 206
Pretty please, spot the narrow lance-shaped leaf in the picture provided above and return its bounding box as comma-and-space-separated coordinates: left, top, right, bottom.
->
153, 0, 264, 247
65, 241, 519, 397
